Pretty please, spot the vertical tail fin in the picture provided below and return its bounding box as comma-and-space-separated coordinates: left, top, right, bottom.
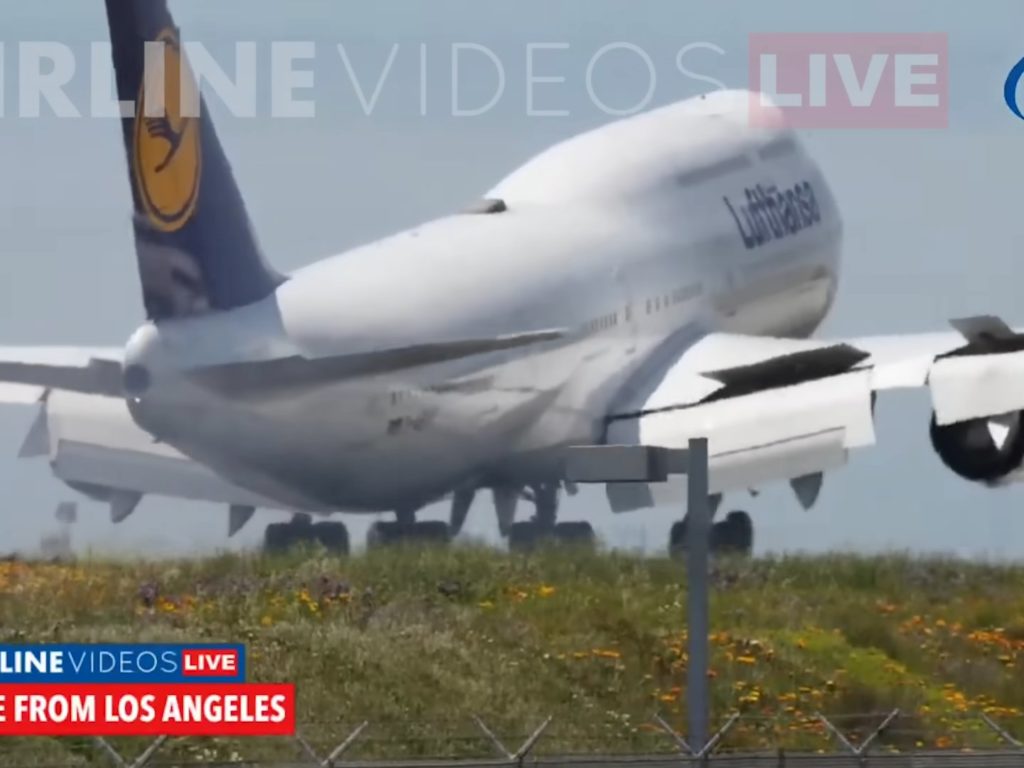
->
104, 0, 285, 320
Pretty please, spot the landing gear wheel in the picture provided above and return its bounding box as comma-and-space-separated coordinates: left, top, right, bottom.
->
715, 511, 753, 556
366, 521, 451, 550
507, 521, 597, 554
313, 522, 350, 555
263, 522, 298, 554
554, 521, 596, 548
413, 521, 452, 545
668, 518, 690, 561
508, 521, 542, 554
668, 511, 753, 559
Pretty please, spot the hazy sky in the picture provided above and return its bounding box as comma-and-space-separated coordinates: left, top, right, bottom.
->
1, 0, 1023, 559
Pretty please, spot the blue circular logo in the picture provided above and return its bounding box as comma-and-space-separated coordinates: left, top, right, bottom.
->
1006, 56, 1024, 121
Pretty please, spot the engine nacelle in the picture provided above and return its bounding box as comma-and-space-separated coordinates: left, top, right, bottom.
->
929, 411, 1024, 486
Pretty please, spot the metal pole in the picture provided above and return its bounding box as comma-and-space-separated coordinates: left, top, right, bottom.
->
685, 436, 710, 753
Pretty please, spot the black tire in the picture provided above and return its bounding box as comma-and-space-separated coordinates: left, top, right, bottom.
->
711, 511, 753, 556
554, 521, 596, 549
508, 522, 542, 554
412, 521, 451, 545
313, 522, 350, 555
668, 519, 689, 560
264, 522, 298, 554
366, 521, 450, 549
366, 521, 401, 550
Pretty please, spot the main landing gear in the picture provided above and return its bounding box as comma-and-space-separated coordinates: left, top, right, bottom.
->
668, 509, 753, 560
263, 513, 351, 555
507, 482, 597, 554
366, 507, 451, 549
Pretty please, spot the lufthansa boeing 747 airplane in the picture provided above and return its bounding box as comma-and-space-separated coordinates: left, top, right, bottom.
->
4, 0, 1024, 556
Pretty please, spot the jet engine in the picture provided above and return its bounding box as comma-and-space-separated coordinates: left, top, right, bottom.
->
929, 411, 1024, 486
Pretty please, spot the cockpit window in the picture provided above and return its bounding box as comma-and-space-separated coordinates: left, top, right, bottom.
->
758, 136, 798, 162
463, 198, 508, 214
675, 154, 752, 187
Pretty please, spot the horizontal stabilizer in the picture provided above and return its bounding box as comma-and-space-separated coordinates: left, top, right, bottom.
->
188, 330, 565, 395
0, 348, 123, 398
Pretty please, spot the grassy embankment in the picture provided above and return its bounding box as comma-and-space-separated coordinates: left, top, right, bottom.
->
1, 546, 1023, 764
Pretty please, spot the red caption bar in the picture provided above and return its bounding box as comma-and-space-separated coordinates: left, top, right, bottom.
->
0, 683, 295, 736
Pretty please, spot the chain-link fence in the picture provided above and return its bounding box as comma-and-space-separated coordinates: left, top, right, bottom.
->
3, 709, 1023, 768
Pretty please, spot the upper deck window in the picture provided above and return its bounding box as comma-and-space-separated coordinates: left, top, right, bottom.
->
675, 154, 752, 188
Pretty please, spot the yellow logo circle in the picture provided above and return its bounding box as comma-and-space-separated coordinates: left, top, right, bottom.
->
133, 29, 202, 233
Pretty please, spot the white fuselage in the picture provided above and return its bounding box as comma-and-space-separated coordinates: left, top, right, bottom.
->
122, 90, 843, 513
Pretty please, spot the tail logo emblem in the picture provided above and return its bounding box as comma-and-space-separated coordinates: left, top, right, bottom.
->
133, 28, 202, 233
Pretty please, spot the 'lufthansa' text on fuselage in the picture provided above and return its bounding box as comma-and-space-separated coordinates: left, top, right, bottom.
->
723, 181, 821, 250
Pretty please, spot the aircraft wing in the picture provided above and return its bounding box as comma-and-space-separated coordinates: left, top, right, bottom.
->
12, 389, 300, 533
603, 316, 1024, 512
0, 347, 124, 402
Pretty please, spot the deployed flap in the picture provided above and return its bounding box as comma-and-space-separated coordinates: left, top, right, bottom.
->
18, 405, 51, 458
607, 430, 848, 512
606, 370, 873, 504
0, 384, 46, 405
188, 329, 565, 395
929, 350, 1024, 425
38, 390, 298, 511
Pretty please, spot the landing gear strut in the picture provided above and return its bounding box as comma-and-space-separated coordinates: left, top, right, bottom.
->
668, 510, 753, 560
263, 514, 351, 555
507, 482, 596, 553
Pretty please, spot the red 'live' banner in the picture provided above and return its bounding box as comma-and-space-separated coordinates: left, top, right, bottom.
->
0, 683, 295, 736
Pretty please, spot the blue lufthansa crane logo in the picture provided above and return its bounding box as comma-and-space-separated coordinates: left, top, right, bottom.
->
1006, 56, 1024, 121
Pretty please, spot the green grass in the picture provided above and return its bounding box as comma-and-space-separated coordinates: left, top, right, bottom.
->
1, 546, 1023, 764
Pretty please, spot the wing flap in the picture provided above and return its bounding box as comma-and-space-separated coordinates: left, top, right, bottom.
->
605, 370, 872, 506
930, 350, 1024, 425
27, 391, 293, 511
0, 383, 46, 404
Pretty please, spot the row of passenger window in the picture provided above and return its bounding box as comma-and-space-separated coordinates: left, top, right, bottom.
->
580, 281, 703, 335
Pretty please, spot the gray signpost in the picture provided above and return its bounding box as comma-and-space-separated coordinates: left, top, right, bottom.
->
564, 438, 712, 753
